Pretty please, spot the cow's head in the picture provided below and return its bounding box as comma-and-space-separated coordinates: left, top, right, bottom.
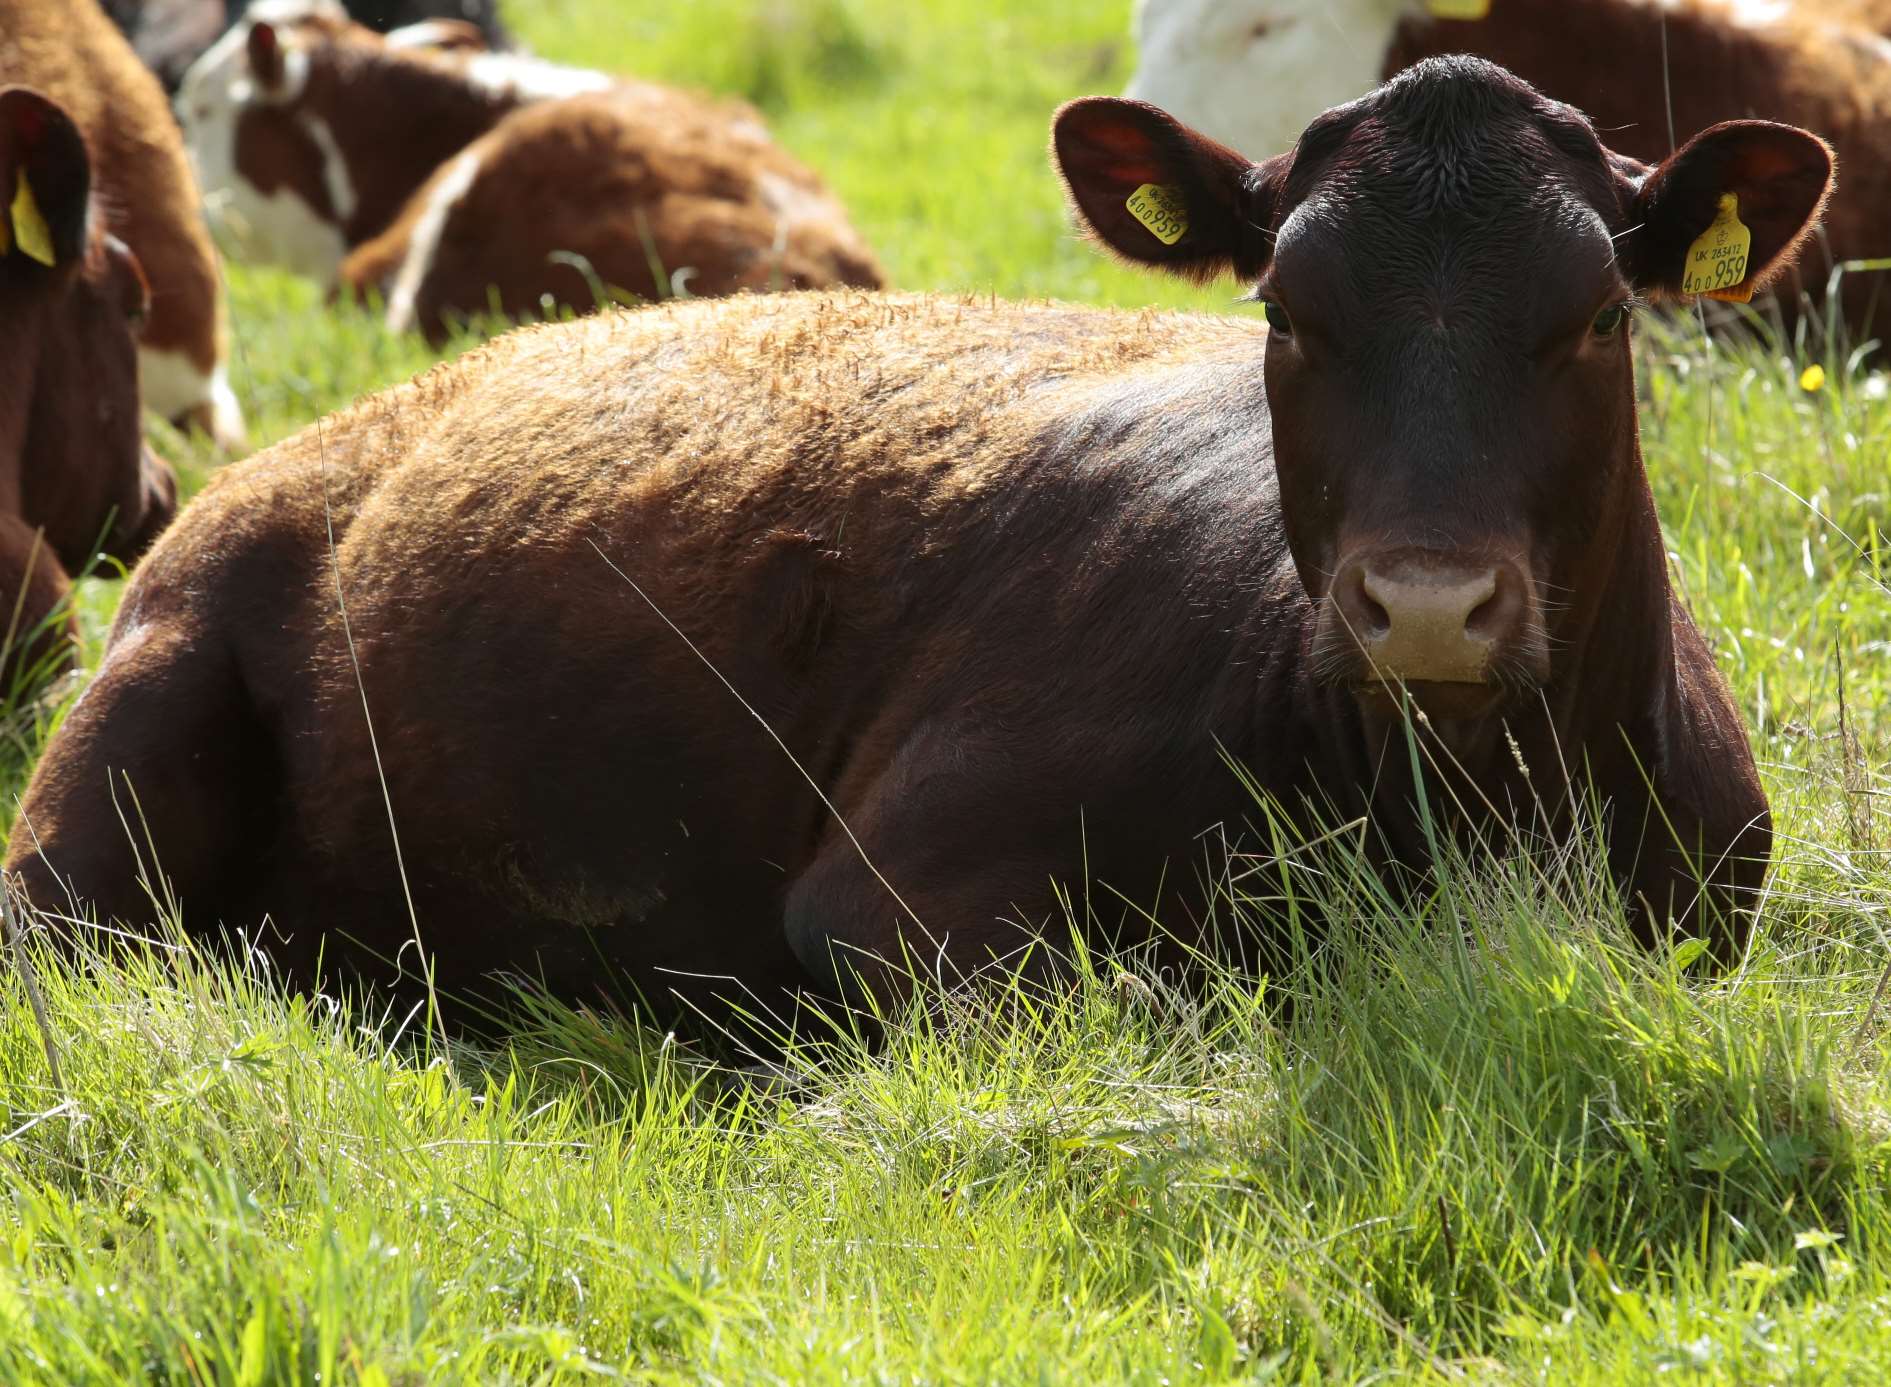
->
177, 0, 590, 283
1, 87, 176, 580
1054, 57, 1831, 723
176, 1, 364, 278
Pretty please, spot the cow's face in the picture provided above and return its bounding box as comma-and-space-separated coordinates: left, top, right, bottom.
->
1054, 58, 1831, 721
1, 88, 175, 571
176, 1, 358, 279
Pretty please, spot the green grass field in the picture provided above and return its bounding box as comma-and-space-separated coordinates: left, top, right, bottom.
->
3, 1, 1889, 1380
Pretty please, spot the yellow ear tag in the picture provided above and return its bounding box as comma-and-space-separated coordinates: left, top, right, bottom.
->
1681, 192, 1753, 302
1427, 0, 1492, 18
1126, 183, 1187, 246
10, 170, 57, 267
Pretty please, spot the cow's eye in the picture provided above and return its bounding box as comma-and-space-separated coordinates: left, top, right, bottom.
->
1591, 303, 1628, 338
1260, 299, 1293, 336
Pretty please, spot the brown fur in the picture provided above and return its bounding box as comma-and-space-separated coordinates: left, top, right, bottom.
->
0, 86, 177, 692
1386, 0, 1891, 343
337, 86, 885, 344
1, 0, 234, 436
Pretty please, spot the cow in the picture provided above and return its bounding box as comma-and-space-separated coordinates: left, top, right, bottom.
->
335, 85, 887, 345
0, 87, 178, 692
177, 0, 882, 329
176, 0, 600, 283
1125, 0, 1890, 347
4, 0, 245, 447
5, 59, 1829, 1021
101, 0, 510, 93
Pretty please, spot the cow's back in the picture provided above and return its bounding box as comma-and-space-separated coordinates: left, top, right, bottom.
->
113, 294, 1298, 997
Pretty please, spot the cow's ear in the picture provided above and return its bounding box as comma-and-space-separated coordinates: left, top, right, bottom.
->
1619, 120, 1833, 302
1052, 97, 1287, 283
247, 20, 285, 89
0, 88, 91, 269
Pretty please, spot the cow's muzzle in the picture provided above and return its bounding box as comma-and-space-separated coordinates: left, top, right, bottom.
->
1316, 547, 1549, 718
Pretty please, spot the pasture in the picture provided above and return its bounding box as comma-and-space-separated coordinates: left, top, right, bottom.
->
3, 0, 1889, 1381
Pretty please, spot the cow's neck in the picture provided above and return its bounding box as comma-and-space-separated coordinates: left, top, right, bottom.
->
314, 57, 529, 247
0, 325, 33, 519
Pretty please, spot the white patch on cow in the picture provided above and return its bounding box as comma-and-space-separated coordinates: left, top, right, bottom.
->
462, 51, 613, 102
302, 113, 356, 225
197, 156, 351, 280
137, 349, 248, 451
1125, 0, 1408, 158
756, 171, 832, 231
382, 19, 480, 50
1723, 0, 1790, 27
383, 148, 484, 333
177, 4, 356, 281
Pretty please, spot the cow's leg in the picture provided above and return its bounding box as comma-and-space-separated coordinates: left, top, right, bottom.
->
6, 617, 277, 937
778, 725, 1094, 1014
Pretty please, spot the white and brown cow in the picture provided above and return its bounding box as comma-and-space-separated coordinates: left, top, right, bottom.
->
1127, 0, 1891, 343
103, 0, 511, 92
178, 1, 883, 334
177, 0, 606, 280
4, 0, 245, 446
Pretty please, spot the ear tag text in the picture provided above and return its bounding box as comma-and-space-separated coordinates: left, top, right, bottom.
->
1126, 183, 1187, 246
1681, 192, 1753, 302
9, 171, 57, 267
1427, 0, 1492, 18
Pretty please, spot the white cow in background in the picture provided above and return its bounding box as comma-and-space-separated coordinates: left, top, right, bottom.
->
1124, 0, 1413, 156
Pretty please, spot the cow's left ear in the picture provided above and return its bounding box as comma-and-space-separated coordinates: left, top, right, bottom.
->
0, 88, 91, 269
1618, 120, 1834, 302
1052, 97, 1288, 283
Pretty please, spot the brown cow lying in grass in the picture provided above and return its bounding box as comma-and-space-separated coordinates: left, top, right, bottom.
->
178, 0, 884, 342
6, 0, 244, 446
0, 88, 177, 693
8, 59, 1829, 1018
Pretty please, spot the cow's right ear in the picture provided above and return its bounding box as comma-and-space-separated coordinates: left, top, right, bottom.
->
0, 88, 91, 270
1617, 120, 1834, 302
247, 20, 290, 93
1052, 97, 1287, 283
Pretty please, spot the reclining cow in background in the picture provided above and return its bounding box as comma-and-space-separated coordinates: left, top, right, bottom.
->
179, 1, 885, 342
4, 0, 245, 447
1126, 0, 1890, 347
100, 0, 510, 93
0, 88, 178, 692
7, 59, 1826, 1019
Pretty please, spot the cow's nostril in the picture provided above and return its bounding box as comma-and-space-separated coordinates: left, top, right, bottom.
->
1336, 565, 1392, 640
1358, 590, 1390, 638
1464, 568, 1521, 642
1466, 591, 1502, 640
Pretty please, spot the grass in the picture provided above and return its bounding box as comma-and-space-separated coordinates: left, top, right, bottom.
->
1, 0, 1888, 1380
